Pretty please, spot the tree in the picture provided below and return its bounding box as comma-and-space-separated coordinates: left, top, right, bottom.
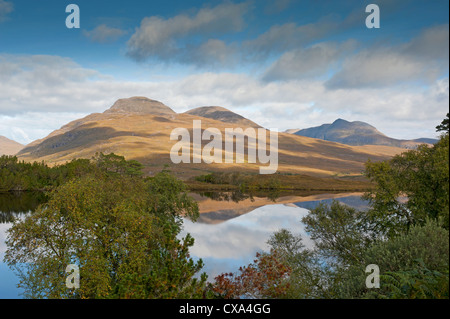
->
211, 251, 291, 299
364, 132, 449, 236
436, 113, 449, 134
4, 173, 205, 299
301, 201, 373, 268
93, 152, 144, 177
266, 229, 334, 299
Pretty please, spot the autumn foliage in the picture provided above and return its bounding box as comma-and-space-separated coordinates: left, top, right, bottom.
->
211, 251, 291, 299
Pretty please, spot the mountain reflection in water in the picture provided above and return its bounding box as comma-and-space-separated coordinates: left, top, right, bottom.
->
181, 191, 369, 280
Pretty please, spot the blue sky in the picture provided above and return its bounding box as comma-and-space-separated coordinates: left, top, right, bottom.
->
0, 0, 448, 144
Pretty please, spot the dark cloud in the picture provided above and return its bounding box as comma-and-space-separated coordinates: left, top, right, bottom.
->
126, 2, 250, 63
262, 40, 357, 81
325, 24, 449, 89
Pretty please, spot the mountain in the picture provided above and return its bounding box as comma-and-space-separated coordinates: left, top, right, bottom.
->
0, 136, 24, 156
289, 119, 437, 149
17, 97, 405, 179
105, 97, 176, 116
184, 106, 261, 128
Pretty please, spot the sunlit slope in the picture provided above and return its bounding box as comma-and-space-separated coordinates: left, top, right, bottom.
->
17, 97, 405, 178
0, 136, 24, 156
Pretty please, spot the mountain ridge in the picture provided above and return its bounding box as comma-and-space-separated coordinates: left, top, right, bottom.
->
288, 118, 437, 149
17, 97, 406, 179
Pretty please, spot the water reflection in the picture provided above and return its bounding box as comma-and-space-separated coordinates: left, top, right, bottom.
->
181, 203, 312, 280
0, 190, 369, 297
182, 191, 369, 280
0, 191, 48, 223
0, 191, 48, 298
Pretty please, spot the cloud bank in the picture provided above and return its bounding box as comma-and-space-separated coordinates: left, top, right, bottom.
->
0, 53, 447, 144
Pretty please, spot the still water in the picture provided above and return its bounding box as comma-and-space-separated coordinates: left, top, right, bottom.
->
0, 191, 368, 298
0, 192, 48, 298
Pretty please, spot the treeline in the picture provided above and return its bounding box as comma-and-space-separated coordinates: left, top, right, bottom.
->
191, 171, 373, 192
0, 152, 144, 192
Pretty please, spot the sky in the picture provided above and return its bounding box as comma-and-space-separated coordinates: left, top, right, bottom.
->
0, 0, 448, 145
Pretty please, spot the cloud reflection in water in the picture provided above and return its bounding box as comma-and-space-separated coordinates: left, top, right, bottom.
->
180, 203, 312, 280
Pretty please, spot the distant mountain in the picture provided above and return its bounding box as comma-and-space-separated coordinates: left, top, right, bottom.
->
411, 137, 439, 144
18, 97, 405, 178
184, 106, 262, 128
0, 136, 24, 156
288, 119, 438, 149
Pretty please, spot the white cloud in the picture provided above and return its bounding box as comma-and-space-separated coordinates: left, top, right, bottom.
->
180, 204, 311, 260
0, 54, 447, 144
0, 54, 106, 114
83, 24, 127, 43
0, 112, 86, 145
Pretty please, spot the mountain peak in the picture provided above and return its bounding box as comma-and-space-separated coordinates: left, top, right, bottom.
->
333, 118, 349, 124
104, 96, 176, 116
292, 118, 435, 148
184, 106, 262, 128
0, 135, 24, 156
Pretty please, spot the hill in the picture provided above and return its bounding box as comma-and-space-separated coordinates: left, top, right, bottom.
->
0, 136, 24, 156
184, 106, 262, 128
289, 119, 437, 149
105, 96, 176, 116
17, 97, 406, 180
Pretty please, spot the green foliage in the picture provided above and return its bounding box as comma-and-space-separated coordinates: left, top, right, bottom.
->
4, 172, 205, 299
0, 153, 145, 192
146, 169, 199, 223
376, 264, 449, 299
194, 172, 249, 188
93, 152, 144, 177
364, 133, 449, 236
214, 201, 449, 300
339, 219, 449, 298
266, 229, 334, 299
364, 219, 449, 273
302, 201, 373, 268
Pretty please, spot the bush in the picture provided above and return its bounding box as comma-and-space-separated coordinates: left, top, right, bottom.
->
339, 219, 449, 298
